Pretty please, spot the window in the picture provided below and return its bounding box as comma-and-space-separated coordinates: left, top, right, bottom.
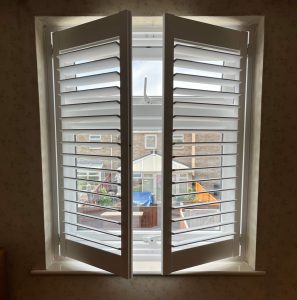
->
172, 134, 184, 149
88, 134, 102, 149
144, 134, 157, 149
89, 134, 101, 142
37, 12, 262, 278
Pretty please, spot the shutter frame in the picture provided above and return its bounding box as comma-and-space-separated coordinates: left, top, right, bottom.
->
52, 11, 132, 278
162, 14, 248, 274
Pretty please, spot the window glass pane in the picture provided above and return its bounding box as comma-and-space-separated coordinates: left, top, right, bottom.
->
145, 135, 157, 149
133, 133, 161, 233
89, 135, 101, 142
133, 178, 142, 192
143, 178, 154, 192
133, 60, 162, 96
173, 134, 184, 149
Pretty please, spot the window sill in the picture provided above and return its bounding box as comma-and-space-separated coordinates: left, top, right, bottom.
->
31, 257, 265, 276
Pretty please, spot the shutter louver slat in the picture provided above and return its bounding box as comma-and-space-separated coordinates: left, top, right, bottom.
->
62, 165, 121, 173
174, 87, 241, 98
61, 141, 121, 148
63, 232, 121, 250
62, 187, 122, 199
174, 128, 238, 132
61, 129, 121, 134
64, 210, 121, 225
59, 72, 120, 91
171, 232, 236, 248
174, 44, 242, 63
58, 42, 120, 66
64, 221, 122, 237
172, 165, 237, 172
172, 188, 236, 198
172, 221, 236, 235
172, 175, 237, 183
60, 101, 120, 118
58, 57, 120, 77
64, 221, 121, 238
60, 86, 120, 102
172, 199, 237, 210
174, 73, 241, 87
64, 199, 122, 212
172, 153, 238, 158
173, 101, 239, 108
62, 154, 120, 160
174, 59, 241, 76
63, 176, 121, 186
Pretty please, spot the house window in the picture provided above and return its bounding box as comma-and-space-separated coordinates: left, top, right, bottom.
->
77, 171, 101, 182
144, 134, 157, 149
36, 12, 262, 278
133, 173, 154, 193
89, 134, 102, 149
172, 134, 184, 149
89, 135, 101, 142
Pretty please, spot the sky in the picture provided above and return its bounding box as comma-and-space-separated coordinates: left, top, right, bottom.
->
132, 60, 163, 96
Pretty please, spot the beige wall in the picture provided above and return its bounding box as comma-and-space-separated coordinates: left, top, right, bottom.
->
0, 0, 297, 299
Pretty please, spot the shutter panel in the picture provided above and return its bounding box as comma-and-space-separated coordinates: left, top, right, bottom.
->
163, 14, 248, 274
52, 11, 132, 278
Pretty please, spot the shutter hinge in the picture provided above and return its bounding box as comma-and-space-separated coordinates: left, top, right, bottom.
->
247, 44, 251, 55
49, 41, 54, 55
239, 234, 245, 245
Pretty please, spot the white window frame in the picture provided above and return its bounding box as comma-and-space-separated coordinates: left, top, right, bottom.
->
144, 134, 157, 150
35, 14, 264, 276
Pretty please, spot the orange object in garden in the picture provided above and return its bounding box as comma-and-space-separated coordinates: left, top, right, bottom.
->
194, 182, 218, 206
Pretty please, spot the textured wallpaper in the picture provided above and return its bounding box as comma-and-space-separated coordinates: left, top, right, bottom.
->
0, 0, 297, 299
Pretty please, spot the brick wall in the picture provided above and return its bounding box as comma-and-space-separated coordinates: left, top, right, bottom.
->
76, 132, 222, 172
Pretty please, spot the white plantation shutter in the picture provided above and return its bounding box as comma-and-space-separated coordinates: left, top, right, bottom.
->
163, 14, 248, 274
52, 11, 132, 278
